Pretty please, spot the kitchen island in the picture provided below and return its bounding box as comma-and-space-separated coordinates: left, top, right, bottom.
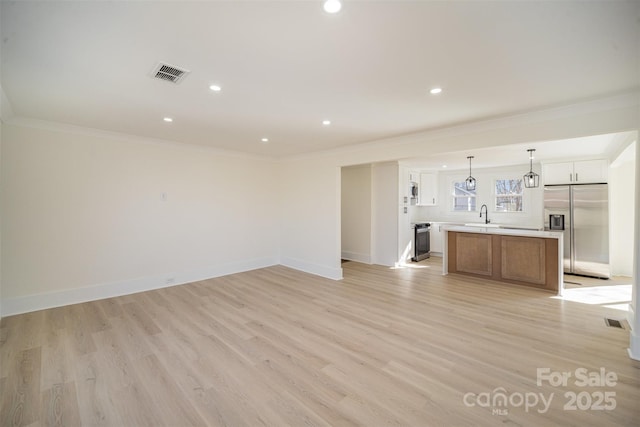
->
442, 225, 564, 295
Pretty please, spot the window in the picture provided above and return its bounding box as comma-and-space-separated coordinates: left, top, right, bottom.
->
452, 181, 476, 211
495, 179, 523, 212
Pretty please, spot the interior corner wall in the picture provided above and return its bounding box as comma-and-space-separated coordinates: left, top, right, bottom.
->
341, 165, 372, 264
0, 123, 280, 316
278, 157, 343, 280
0, 118, 3, 321
371, 162, 399, 267
610, 142, 636, 276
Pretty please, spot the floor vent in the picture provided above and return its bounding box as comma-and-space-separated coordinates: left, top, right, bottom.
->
150, 62, 190, 84
604, 318, 624, 329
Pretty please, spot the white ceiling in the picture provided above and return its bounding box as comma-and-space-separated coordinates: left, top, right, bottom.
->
401, 131, 638, 171
1, 1, 639, 158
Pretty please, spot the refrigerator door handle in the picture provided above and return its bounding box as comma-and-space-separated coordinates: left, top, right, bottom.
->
570, 187, 575, 274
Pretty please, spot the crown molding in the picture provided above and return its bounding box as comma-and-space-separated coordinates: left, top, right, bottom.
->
282, 90, 640, 162
4, 116, 279, 162
4, 90, 638, 163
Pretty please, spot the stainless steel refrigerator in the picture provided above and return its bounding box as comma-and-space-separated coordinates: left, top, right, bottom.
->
543, 184, 609, 279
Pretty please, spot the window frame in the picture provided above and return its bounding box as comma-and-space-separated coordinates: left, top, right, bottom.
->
494, 177, 524, 213
451, 180, 477, 212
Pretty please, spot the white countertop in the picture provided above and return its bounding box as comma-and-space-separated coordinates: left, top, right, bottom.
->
442, 224, 564, 239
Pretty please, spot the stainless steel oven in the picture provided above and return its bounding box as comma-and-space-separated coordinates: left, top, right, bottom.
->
412, 223, 430, 262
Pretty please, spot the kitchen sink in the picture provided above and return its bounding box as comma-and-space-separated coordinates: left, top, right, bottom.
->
463, 223, 541, 231
499, 225, 543, 231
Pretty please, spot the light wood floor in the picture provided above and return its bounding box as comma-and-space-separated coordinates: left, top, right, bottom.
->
1, 258, 639, 426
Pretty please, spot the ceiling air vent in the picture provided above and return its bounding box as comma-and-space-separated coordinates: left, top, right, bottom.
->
150, 62, 190, 84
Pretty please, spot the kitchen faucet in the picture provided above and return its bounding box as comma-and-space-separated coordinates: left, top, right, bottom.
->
480, 204, 490, 224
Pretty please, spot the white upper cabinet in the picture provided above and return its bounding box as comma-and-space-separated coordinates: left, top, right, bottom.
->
543, 159, 608, 185
409, 171, 420, 183
573, 159, 608, 183
418, 173, 438, 206
542, 162, 574, 185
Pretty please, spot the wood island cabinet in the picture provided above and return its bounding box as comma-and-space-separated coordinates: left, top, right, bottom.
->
453, 233, 493, 276
447, 231, 559, 292
500, 236, 546, 285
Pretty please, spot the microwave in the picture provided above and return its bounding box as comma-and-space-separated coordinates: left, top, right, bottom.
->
410, 183, 418, 198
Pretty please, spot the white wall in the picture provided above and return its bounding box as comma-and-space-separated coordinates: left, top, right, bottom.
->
1, 123, 280, 315
397, 165, 413, 264
0, 118, 3, 320
341, 165, 372, 263
371, 162, 399, 266
411, 164, 544, 228
630, 126, 640, 360
610, 142, 636, 276
278, 157, 343, 280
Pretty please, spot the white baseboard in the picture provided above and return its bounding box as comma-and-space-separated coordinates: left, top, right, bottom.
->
1, 256, 278, 317
280, 256, 343, 280
627, 304, 635, 330
628, 304, 640, 361
628, 328, 640, 361
340, 251, 371, 264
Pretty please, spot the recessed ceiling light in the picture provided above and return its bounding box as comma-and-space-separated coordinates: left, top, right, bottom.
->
430, 87, 443, 95
163, 117, 173, 122
322, 120, 331, 126
261, 138, 269, 143
323, 0, 342, 14
209, 85, 221, 92
442, 165, 448, 168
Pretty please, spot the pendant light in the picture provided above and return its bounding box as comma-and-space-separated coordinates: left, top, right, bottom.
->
523, 149, 539, 188
465, 156, 476, 191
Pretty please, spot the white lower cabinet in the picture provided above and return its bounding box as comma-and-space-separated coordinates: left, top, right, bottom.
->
430, 222, 443, 255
